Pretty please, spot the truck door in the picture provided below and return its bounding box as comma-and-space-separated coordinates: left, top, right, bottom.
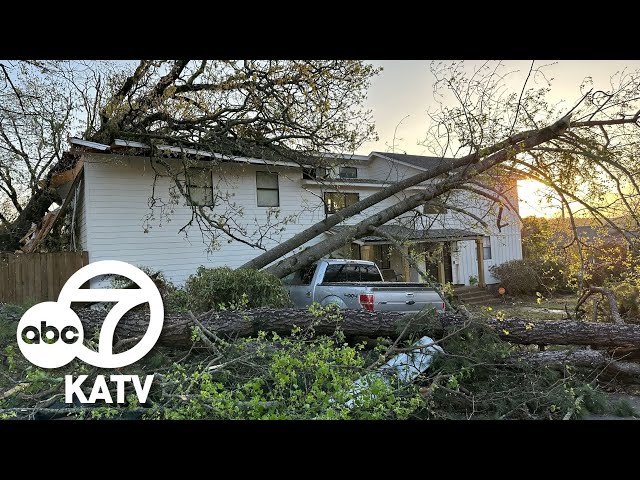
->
288, 263, 317, 308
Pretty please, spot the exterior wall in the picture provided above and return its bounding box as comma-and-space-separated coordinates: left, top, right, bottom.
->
367, 156, 419, 182
75, 178, 87, 251
412, 188, 522, 285
82, 155, 413, 286
81, 152, 523, 287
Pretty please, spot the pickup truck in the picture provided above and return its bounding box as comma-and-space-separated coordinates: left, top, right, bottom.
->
282, 259, 445, 313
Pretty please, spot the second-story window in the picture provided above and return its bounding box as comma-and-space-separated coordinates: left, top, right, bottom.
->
303, 166, 329, 180
339, 166, 357, 179
423, 201, 447, 215
324, 192, 359, 214
256, 171, 279, 207
186, 168, 214, 206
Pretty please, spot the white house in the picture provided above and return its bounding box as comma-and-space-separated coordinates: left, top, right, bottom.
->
51, 138, 523, 288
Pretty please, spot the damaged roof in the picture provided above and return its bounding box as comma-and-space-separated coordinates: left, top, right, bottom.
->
68, 138, 458, 172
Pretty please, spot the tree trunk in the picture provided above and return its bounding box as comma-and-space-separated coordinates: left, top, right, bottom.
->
510, 349, 640, 377
78, 307, 411, 347
0, 188, 60, 251
76, 306, 640, 350
264, 115, 572, 279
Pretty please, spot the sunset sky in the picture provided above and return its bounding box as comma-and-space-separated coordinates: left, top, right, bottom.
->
359, 60, 640, 218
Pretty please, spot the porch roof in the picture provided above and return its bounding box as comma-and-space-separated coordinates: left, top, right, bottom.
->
328, 225, 481, 245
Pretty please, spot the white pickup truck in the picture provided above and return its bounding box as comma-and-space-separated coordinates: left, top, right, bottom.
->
282, 259, 445, 313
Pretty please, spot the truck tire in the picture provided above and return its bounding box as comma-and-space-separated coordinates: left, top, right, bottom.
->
320, 296, 348, 309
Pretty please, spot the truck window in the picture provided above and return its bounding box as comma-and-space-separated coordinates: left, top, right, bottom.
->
300, 264, 316, 285
284, 264, 316, 285
322, 264, 382, 282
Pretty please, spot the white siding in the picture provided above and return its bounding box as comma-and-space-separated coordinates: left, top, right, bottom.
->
83, 156, 412, 286
367, 156, 419, 182
74, 178, 87, 251
81, 153, 523, 287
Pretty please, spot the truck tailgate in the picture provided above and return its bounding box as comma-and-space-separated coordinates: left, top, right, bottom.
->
368, 285, 444, 313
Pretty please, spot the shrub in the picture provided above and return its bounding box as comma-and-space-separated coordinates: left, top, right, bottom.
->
490, 259, 569, 296
185, 266, 292, 312
613, 282, 640, 321
110, 266, 188, 312
489, 260, 539, 295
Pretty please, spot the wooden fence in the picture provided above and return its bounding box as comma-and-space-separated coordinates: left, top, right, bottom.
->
0, 251, 89, 305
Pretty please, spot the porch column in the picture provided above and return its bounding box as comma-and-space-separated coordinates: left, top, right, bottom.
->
401, 247, 411, 282
437, 246, 445, 284
475, 237, 485, 288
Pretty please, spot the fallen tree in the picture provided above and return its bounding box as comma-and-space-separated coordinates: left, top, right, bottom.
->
77, 307, 640, 350
510, 349, 640, 377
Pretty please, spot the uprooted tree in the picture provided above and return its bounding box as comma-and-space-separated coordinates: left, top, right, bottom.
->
2, 61, 640, 327
0, 60, 379, 251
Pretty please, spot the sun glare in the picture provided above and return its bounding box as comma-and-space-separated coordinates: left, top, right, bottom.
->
517, 179, 561, 218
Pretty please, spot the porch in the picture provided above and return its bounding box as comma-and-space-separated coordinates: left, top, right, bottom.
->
327, 225, 489, 287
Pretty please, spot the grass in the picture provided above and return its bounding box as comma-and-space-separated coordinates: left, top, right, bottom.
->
466, 294, 578, 321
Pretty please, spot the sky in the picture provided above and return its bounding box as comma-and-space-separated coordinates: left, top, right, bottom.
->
358, 60, 640, 217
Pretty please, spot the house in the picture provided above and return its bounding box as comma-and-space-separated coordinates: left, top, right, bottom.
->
40, 139, 523, 288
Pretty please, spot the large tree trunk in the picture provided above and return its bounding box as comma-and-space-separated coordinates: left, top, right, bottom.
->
0, 188, 60, 251
264, 115, 572, 279
76, 306, 640, 349
510, 349, 640, 377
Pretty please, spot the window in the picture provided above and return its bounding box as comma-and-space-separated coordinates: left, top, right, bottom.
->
186, 168, 213, 206
283, 263, 317, 285
423, 201, 447, 215
302, 167, 328, 180
483, 236, 492, 260
339, 166, 357, 179
256, 171, 279, 207
324, 192, 359, 214
322, 264, 382, 282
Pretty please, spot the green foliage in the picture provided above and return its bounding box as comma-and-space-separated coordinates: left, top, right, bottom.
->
613, 281, 640, 320
110, 265, 190, 313
184, 266, 292, 312
165, 289, 190, 313
468, 275, 478, 287
441, 282, 455, 304
152, 326, 424, 420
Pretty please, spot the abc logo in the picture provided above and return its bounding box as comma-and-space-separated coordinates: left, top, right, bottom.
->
22, 322, 78, 344
18, 302, 85, 368
21, 322, 80, 345
17, 260, 163, 369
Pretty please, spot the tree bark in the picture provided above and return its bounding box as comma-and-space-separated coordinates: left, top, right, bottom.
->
582, 286, 624, 325
510, 349, 640, 377
264, 115, 572, 279
75, 306, 640, 350
0, 188, 61, 251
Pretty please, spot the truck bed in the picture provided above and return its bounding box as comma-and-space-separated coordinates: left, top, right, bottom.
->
319, 282, 436, 289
